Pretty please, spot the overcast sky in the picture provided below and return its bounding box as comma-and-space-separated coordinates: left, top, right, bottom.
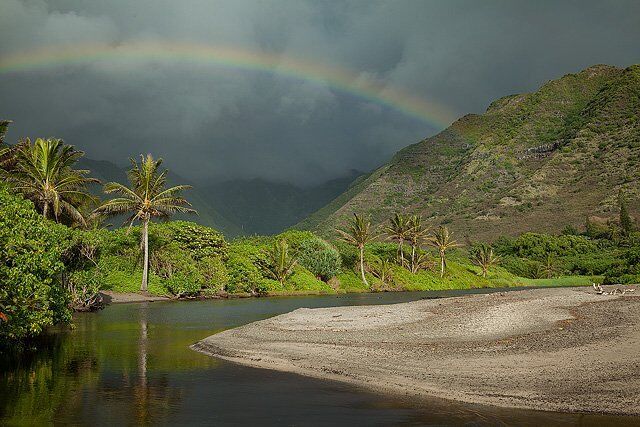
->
1, 0, 639, 185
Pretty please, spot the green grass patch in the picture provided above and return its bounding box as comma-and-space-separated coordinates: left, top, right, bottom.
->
516, 275, 603, 287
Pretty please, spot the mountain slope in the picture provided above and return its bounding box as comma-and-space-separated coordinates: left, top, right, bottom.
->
204, 170, 362, 235
298, 64, 640, 240
78, 157, 361, 237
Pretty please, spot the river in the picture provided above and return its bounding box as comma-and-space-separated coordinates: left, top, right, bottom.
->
1, 289, 636, 426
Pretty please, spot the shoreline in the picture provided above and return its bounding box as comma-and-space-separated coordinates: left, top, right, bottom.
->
102, 281, 595, 305
193, 286, 640, 415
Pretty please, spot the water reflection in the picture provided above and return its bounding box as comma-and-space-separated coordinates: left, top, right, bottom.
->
2, 291, 640, 426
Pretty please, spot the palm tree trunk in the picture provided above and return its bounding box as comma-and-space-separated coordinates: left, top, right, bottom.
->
440, 251, 445, 278
411, 244, 416, 272
398, 239, 404, 264
141, 217, 149, 293
42, 202, 49, 219
359, 246, 368, 286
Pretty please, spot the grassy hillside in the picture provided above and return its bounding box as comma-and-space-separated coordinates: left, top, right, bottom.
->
298, 64, 640, 240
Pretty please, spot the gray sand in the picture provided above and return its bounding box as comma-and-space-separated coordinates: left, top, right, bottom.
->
193, 286, 640, 415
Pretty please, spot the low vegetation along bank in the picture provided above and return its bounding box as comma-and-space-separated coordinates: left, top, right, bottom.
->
1, 120, 637, 346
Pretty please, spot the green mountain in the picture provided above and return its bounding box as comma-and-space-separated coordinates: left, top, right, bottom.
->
79, 157, 361, 237
297, 64, 640, 240
204, 171, 362, 235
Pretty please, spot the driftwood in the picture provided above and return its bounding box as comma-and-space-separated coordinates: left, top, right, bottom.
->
592, 283, 635, 296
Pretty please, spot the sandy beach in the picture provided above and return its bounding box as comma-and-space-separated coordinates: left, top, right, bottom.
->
100, 291, 171, 304
193, 286, 640, 415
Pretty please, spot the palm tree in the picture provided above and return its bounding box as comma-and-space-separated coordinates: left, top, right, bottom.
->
539, 252, 558, 279
94, 154, 195, 292
369, 257, 394, 290
263, 239, 297, 286
384, 213, 412, 265
472, 244, 500, 278
0, 120, 14, 169
336, 213, 376, 286
406, 215, 429, 273
0, 120, 10, 145
429, 225, 460, 278
2, 137, 98, 225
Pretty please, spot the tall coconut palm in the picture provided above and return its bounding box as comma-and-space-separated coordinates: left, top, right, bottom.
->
384, 213, 412, 265
2, 137, 98, 225
94, 154, 195, 292
406, 215, 429, 273
336, 213, 376, 286
429, 225, 461, 278
472, 244, 500, 278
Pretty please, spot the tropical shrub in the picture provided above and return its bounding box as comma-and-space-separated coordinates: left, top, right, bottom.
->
65, 269, 104, 311
154, 221, 227, 259
198, 256, 229, 294
297, 238, 341, 281
0, 189, 72, 342
496, 232, 601, 259
226, 243, 267, 295
499, 256, 543, 278
288, 267, 332, 292
262, 239, 297, 285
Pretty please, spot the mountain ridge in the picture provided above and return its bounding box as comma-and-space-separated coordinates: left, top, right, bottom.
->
296, 63, 640, 240
78, 157, 361, 236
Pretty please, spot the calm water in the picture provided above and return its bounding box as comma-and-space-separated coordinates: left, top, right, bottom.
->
1, 289, 638, 426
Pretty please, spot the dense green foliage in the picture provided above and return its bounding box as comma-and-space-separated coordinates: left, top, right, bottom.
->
0, 189, 71, 342
297, 237, 341, 281
1, 138, 98, 226
493, 230, 640, 284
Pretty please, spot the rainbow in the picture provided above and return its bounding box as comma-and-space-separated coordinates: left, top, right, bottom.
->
0, 41, 456, 128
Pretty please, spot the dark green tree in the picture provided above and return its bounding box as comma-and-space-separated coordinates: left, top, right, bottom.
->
619, 191, 634, 237
0, 188, 72, 342
2, 138, 98, 226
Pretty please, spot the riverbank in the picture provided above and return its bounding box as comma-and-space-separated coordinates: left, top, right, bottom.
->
101, 275, 599, 305
193, 285, 640, 415
100, 291, 171, 304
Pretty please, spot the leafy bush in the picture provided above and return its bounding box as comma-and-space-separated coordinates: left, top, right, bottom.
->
288, 267, 333, 292
65, 269, 104, 311
226, 244, 267, 295
297, 238, 341, 281
276, 230, 318, 249
496, 232, 601, 259
602, 245, 640, 284
560, 253, 617, 275
0, 189, 72, 341
335, 241, 358, 270
153, 221, 227, 260
499, 256, 544, 278
366, 242, 397, 261
151, 242, 204, 296
198, 256, 228, 295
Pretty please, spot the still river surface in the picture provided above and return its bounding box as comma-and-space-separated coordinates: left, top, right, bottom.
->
1, 288, 638, 426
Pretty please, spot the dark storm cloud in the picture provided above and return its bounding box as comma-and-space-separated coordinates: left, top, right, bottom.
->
1, 0, 639, 185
